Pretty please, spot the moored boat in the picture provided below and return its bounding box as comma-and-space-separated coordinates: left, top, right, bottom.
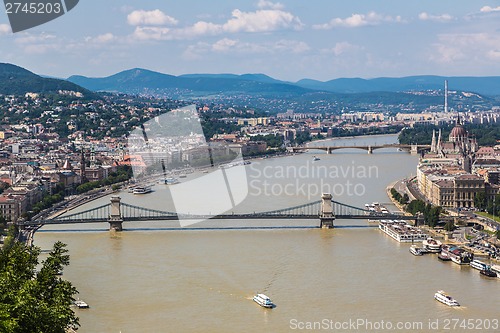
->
162, 177, 179, 185
470, 259, 488, 271
434, 290, 460, 307
490, 264, 500, 275
133, 186, 152, 194
409, 245, 424, 256
479, 269, 497, 278
441, 245, 474, 265
378, 220, 427, 243
422, 237, 442, 253
253, 294, 274, 308
438, 251, 451, 261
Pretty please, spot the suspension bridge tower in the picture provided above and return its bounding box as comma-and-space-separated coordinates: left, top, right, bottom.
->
320, 193, 335, 228
108, 196, 123, 231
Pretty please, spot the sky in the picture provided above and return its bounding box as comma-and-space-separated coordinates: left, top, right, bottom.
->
1, 0, 500, 81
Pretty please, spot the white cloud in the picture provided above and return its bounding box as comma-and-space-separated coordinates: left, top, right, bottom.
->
131, 8, 303, 41
0, 24, 11, 35
273, 39, 310, 53
132, 26, 172, 41
429, 32, 500, 64
127, 9, 178, 26
487, 49, 500, 59
313, 12, 402, 29
222, 9, 303, 33
15, 33, 56, 44
327, 42, 364, 56
184, 38, 309, 59
212, 38, 238, 52
183, 21, 222, 37
480, 6, 500, 13
418, 12, 453, 22
85, 33, 115, 43
257, 0, 285, 10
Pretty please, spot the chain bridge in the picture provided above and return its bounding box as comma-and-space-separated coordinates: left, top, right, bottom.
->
19, 194, 417, 231
288, 144, 431, 154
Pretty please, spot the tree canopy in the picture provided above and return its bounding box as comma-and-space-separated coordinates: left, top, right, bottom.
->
0, 240, 79, 332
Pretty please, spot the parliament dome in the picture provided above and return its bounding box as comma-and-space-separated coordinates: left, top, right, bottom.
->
449, 124, 467, 142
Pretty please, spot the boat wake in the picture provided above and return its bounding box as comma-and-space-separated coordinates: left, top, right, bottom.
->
262, 250, 293, 293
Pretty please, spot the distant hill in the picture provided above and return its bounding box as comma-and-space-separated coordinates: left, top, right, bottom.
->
68, 68, 308, 97
0, 63, 91, 96
68, 68, 500, 97
296, 75, 500, 96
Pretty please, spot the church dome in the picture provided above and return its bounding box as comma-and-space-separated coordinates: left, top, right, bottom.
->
449, 125, 467, 142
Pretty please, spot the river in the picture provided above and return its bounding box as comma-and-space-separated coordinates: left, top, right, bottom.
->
34, 134, 500, 333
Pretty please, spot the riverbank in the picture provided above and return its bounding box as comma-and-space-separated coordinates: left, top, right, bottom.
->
385, 181, 408, 214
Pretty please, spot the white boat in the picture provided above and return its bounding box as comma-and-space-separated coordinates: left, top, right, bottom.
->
313, 156, 320, 161
470, 260, 488, 271
162, 177, 179, 185
133, 186, 152, 194
253, 294, 274, 308
490, 264, 500, 276
73, 300, 89, 308
442, 245, 474, 265
434, 290, 460, 307
379, 220, 427, 243
410, 245, 424, 256
422, 237, 442, 253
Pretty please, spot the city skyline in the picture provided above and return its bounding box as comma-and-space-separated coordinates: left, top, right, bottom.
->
1, 1, 500, 81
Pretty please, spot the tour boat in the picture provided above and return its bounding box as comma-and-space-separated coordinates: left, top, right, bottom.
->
378, 220, 427, 243
490, 264, 500, 275
422, 237, 442, 253
438, 251, 451, 261
162, 177, 179, 185
73, 300, 89, 308
133, 186, 152, 194
469, 259, 488, 271
409, 245, 424, 256
434, 290, 460, 307
253, 294, 274, 308
441, 245, 474, 265
479, 269, 497, 278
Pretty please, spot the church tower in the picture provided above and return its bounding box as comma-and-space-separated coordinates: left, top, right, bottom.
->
431, 129, 437, 153
80, 149, 87, 184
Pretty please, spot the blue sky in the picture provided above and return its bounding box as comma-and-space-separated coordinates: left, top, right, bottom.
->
1, 0, 500, 81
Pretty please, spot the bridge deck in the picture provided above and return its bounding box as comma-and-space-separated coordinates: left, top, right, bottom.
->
19, 197, 417, 228
26, 214, 415, 226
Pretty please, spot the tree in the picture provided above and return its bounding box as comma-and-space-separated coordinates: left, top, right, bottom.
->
0, 241, 79, 332
402, 193, 410, 205
407, 200, 426, 215
444, 220, 455, 232
425, 206, 442, 228
474, 192, 487, 211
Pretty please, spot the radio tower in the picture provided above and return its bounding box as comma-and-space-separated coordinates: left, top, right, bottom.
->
444, 80, 448, 113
